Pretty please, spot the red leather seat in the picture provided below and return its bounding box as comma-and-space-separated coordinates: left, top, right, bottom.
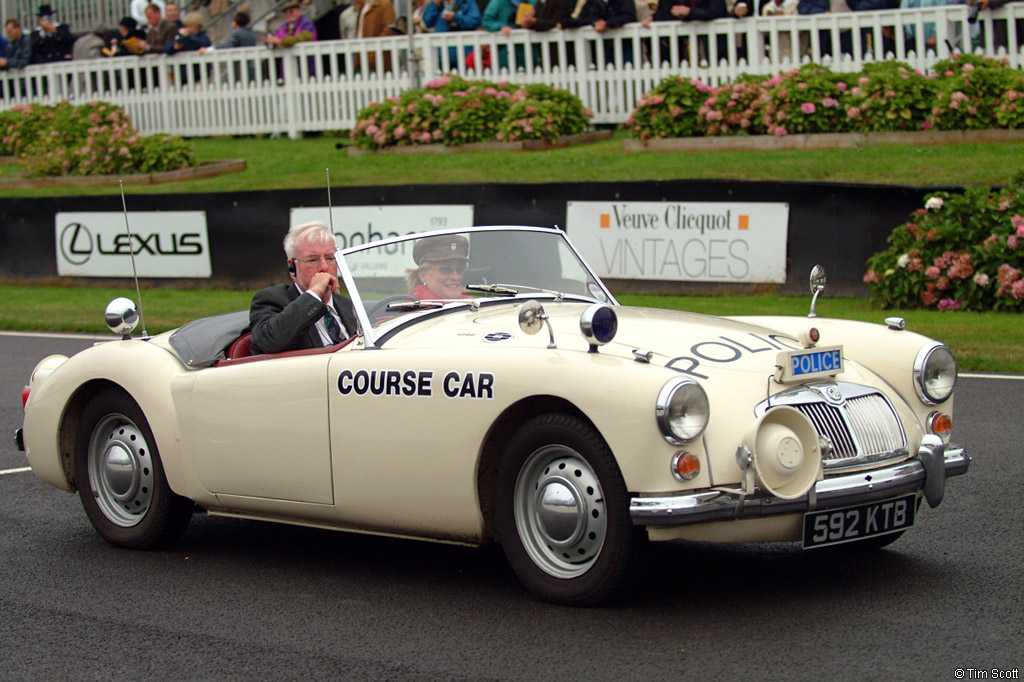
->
226, 332, 252, 360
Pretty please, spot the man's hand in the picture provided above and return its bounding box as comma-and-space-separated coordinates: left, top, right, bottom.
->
520, 9, 536, 27
308, 272, 340, 303
593, 18, 607, 31
670, 4, 691, 17
442, 9, 455, 20
641, 15, 653, 26
501, 24, 512, 35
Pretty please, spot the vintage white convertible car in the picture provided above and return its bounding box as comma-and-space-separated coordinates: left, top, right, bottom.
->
16, 226, 969, 605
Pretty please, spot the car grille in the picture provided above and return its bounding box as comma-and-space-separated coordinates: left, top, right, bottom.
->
758, 383, 908, 470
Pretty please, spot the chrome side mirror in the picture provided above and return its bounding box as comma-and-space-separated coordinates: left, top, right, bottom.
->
105, 298, 140, 339
808, 265, 826, 319
519, 300, 556, 349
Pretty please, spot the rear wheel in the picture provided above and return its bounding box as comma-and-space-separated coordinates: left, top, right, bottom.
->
496, 413, 645, 605
75, 388, 192, 549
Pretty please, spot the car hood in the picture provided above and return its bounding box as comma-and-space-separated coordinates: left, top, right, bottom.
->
390, 300, 812, 379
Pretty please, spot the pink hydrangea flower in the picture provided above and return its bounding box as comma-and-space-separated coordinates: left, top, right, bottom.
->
801, 102, 816, 114
773, 126, 788, 136
1009, 235, 1019, 250
1014, 280, 1024, 299
937, 299, 960, 312
973, 272, 990, 286
836, 82, 848, 91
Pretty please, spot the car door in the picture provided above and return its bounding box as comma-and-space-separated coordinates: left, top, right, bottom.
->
187, 353, 334, 505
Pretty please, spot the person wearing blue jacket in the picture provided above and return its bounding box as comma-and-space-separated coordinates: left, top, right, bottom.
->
423, 0, 482, 67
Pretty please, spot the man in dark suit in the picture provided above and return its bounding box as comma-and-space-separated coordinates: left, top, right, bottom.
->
249, 221, 358, 355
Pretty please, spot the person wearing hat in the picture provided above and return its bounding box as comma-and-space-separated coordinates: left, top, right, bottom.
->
265, 1, 317, 47
104, 16, 147, 57
406, 235, 471, 299
249, 221, 358, 356
30, 4, 73, 63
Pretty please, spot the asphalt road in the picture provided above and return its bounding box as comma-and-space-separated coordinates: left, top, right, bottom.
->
1, 332, 1020, 682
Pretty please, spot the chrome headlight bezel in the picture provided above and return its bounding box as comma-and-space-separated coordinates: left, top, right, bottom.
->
656, 377, 710, 445
913, 342, 957, 405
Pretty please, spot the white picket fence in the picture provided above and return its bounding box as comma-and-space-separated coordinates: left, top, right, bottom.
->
0, 4, 1021, 137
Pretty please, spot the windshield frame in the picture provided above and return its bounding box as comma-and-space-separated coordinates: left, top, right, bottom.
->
336, 225, 617, 349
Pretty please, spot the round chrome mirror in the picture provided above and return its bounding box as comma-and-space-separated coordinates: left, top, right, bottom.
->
808, 265, 827, 319
809, 265, 827, 295
518, 300, 545, 336
105, 297, 140, 338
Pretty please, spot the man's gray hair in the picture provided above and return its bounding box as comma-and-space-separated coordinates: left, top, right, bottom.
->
283, 220, 337, 258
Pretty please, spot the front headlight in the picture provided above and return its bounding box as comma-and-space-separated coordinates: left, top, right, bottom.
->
656, 378, 710, 444
914, 342, 957, 405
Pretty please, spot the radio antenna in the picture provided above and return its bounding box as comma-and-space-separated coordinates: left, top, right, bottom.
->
326, 168, 335, 234
119, 180, 148, 339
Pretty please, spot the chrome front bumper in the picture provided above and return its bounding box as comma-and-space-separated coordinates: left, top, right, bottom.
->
630, 441, 970, 527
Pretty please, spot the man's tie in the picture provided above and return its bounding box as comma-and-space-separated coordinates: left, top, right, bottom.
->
325, 310, 343, 344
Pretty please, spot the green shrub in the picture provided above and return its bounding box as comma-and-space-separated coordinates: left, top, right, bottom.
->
624, 76, 711, 143
864, 172, 1024, 311
627, 57, 1024, 140
1, 101, 195, 176
349, 76, 592, 150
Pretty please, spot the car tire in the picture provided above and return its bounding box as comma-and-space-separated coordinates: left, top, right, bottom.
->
496, 413, 645, 606
75, 387, 192, 549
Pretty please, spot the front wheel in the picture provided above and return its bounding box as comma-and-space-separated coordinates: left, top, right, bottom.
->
495, 413, 645, 605
75, 388, 192, 549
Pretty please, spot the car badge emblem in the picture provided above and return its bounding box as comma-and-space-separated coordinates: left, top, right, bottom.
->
484, 332, 513, 343
450, 242, 458, 251
825, 385, 843, 403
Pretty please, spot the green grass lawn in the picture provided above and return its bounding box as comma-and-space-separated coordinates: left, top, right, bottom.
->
1, 132, 1023, 198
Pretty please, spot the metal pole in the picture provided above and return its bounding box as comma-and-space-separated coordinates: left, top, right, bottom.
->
407, 0, 421, 89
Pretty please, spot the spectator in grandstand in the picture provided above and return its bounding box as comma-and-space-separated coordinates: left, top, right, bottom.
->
131, 0, 166, 25
163, 11, 211, 53
0, 18, 33, 69
423, 0, 483, 33
104, 17, 148, 57
166, 2, 184, 28
422, 0, 481, 66
762, 0, 798, 14
412, 0, 434, 31
520, 0, 575, 30
139, 3, 178, 53
199, 11, 256, 52
72, 24, 106, 60
480, 0, 532, 69
265, 1, 318, 47
30, 4, 73, 63
352, 0, 398, 71
645, 0, 728, 24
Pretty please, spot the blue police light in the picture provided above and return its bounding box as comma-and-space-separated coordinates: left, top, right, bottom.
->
580, 304, 618, 352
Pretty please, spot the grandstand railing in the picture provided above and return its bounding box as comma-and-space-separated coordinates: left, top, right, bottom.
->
0, 4, 1020, 137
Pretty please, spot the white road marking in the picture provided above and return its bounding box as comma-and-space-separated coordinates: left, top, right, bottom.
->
1, 467, 31, 475
960, 373, 1024, 380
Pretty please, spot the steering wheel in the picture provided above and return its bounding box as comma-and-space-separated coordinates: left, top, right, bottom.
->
366, 295, 419, 322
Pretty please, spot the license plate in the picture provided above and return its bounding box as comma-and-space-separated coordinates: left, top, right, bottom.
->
802, 494, 916, 549
776, 345, 843, 382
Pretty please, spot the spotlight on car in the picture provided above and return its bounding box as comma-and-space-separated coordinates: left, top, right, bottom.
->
105, 298, 140, 339
580, 303, 617, 353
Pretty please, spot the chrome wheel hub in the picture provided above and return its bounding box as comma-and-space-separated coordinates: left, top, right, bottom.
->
514, 446, 607, 579
87, 414, 154, 527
